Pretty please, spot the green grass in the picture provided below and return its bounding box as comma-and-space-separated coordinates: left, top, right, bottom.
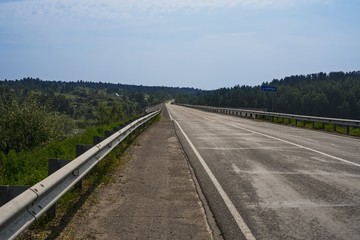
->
313, 122, 324, 130
350, 127, 360, 136
16, 113, 159, 240
0, 116, 139, 186
266, 117, 360, 137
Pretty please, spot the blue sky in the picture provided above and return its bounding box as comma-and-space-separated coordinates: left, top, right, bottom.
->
0, 0, 359, 90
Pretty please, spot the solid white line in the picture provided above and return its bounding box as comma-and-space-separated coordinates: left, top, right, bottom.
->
191, 133, 253, 136
248, 202, 359, 209
228, 170, 360, 177
198, 147, 299, 151
192, 107, 360, 143
172, 118, 256, 240
218, 120, 360, 168
180, 107, 360, 168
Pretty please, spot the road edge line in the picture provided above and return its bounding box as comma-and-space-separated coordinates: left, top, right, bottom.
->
170, 115, 256, 240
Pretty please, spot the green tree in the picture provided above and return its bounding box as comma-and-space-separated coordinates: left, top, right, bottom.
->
0, 97, 74, 153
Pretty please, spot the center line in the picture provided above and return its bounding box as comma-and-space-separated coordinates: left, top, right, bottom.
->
182, 107, 360, 168
198, 146, 299, 151
219, 120, 360, 168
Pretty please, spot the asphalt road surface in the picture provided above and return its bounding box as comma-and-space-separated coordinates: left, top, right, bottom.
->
167, 103, 360, 240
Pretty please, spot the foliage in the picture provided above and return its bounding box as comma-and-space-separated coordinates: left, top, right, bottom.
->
176, 71, 360, 120
18, 116, 157, 239
0, 77, 200, 122
1, 72, 359, 185
0, 94, 74, 153
1, 77, 186, 185
0, 77, 191, 153
0, 117, 136, 185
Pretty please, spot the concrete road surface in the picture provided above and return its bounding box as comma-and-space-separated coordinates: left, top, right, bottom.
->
167, 103, 360, 240
58, 106, 216, 240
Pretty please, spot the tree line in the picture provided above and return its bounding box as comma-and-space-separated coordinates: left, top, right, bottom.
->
177, 71, 360, 120
1, 72, 359, 154
0, 77, 198, 153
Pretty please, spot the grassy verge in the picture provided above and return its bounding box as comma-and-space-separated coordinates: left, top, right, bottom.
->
262, 116, 360, 137
16, 114, 159, 239
0, 115, 139, 186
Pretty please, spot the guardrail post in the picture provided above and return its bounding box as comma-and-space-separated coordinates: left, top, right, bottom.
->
0, 185, 29, 207
0, 109, 162, 239
93, 136, 105, 145
180, 104, 359, 136
76, 144, 93, 157
75, 144, 92, 189
47, 158, 71, 218
105, 131, 112, 138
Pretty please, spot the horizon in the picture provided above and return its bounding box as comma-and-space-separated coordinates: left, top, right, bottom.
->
1, 1, 359, 90
2, 69, 358, 91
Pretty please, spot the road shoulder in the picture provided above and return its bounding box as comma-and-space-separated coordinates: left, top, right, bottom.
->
57, 107, 215, 239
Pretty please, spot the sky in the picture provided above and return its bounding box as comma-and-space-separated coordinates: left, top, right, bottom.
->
0, 0, 359, 90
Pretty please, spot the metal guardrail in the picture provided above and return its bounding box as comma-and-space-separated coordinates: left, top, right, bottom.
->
0, 108, 161, 240
177, 104, 360, 130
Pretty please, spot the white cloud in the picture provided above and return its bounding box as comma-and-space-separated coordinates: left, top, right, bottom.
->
0, 0, 331, 22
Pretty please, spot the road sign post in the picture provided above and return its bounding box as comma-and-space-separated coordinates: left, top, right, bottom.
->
261, 85, 277, 92
261, 85, 277, 111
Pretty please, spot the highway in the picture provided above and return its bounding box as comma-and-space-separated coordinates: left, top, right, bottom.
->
167, 104, 360, 240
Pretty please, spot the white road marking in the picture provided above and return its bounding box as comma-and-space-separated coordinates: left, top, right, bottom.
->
311, 156, 328, 163
190, 133, 253, 137
248, 202, 359, 209
220, 120, 360, 168
198, 147, 299, 151
179, 107, 360, 168
168, 107, 256, 240
293, 135, 319, 143
195, 137, 247, 140
232, 163, 241, 174
229, 170, 360, 177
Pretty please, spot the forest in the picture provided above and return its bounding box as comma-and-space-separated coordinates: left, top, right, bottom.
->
1, 72, 359, 185
0, 78, 198, 185
0, 78, 200, 152
177, 71, 360, 120
1, 71, 360, 155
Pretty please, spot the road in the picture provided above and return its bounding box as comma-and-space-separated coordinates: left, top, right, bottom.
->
167, 103, 360, 240
56, 106, 215, 240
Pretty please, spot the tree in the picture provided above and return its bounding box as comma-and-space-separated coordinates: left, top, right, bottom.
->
0, 97, 74, 153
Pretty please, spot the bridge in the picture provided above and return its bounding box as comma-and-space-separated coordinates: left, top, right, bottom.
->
1, 103, 360, 239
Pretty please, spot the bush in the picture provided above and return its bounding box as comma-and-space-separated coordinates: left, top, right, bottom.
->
0, 96, 74, 153
0, 116, 138, 185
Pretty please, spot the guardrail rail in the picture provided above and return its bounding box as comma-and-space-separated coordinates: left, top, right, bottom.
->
0, 108, 162, 240
177, 104, 360, 134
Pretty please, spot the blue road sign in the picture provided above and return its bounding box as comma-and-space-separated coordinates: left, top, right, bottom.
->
261, 85, 277, 92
